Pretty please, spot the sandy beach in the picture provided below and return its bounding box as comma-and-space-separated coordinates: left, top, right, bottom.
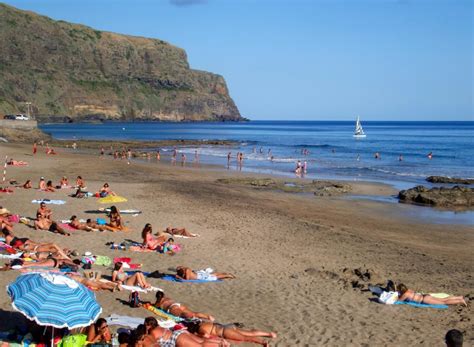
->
0, 142, 472, 346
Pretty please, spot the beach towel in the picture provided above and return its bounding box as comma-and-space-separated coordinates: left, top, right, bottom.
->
0, 252, 23, 260
143, 303, 182, 323
394, 301, 448, 309
0, 188, 14, 194
106, 314, 145, 329
100, 207, 142, 214
58, 223, 77, 232
159, 275, 222, 283
98, 195, 128, 204
32, 199, 66, 205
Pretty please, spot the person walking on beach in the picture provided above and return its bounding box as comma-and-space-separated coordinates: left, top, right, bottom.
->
181, 153, 186, 166
194, 150, 199, 162
227, 152, 231, 167
32, 142, 37, 155
156, 150, 161, 161
100, 147, 105, 157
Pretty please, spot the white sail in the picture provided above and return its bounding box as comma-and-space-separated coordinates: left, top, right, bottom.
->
353, 116, 366, 138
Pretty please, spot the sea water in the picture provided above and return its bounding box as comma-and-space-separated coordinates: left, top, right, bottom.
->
40, 121, 474, 187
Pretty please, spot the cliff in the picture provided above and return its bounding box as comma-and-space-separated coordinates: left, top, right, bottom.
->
0, 3, 243, 122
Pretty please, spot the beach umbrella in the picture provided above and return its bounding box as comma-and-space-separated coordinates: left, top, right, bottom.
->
7, 272, 102, 345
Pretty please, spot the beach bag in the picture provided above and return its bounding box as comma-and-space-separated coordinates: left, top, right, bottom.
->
379, 291, 399, 305
96, 218, 107, 225
58, 334, 87, 347
129, 291, 140, 308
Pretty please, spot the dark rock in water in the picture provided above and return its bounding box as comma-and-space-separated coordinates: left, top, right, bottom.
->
426, 176, 474, 185
398, 185, 474, 207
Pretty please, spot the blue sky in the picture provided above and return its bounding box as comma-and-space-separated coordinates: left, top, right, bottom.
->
3, 0, 473, 120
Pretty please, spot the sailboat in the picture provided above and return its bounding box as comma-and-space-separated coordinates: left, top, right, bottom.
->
353, 116, 366, 138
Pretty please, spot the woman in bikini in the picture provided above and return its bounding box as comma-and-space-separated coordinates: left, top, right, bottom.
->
86, 318, 112, 344
176, 266, 236, 281
185, 320, 277, 346
143, 319, 229, 347
21, 180, 32, 189
8, 257, 78, 270
99, 183, 116, 197
142, 224, 168, 250
0, 209, 14, 233
59, 176, 69, 187
112, 262, 151, 289
66, 273, 121, 292
106, 206, 124, 231
152, 290, 214, 321
45, 180, 55, 192
1, 229, 72, 259
85, 219, 108, 231
76, 176, 85, 189
397, 284, 467, 306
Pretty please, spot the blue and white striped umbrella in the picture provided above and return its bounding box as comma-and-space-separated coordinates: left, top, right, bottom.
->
7, 272, 102, 329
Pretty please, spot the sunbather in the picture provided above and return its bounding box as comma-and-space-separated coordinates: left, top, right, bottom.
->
142, 224, 168, 250
69, 215, 95, 231
99, 183, 116, 197
35, 213, 70, 236
107, 206, 124, 230
112, 261, 151, 289
38, 177, 46, 190
176, 266, 235, 281
7, 159, 28, 166
397, 284, 467, 306
45, 180, 55, 192
1, 229, 72, 259
66, 273, 121, 292
185, 320, 277, 346
59, 176, 69, 187
22, 180, 32, 189
86, 218, 108, 231
37, 201, 52, 220
87, 318, 112, 344
7, 257, 78, 270
163, 226, 199, 237
152, 290, 215, 321
76, 176, 86, 189
142, 319, 229, 347
0, 208, 14, 233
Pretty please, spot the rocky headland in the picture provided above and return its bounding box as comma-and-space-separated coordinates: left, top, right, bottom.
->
426, 176, 474, 185
0, 3, 243, 122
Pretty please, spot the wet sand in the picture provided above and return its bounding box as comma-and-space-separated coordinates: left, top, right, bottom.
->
0, 143, 472, 346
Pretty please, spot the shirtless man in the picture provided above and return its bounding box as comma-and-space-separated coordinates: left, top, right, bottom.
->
35, 213, 70, 236
176, 266, 235, 281
152, 290, 215, 321
76, 176, 86, 188
37, 202, 52, 220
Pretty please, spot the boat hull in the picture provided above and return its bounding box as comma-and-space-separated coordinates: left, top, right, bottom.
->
353, 134, 366, 138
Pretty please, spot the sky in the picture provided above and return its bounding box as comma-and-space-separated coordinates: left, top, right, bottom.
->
3, 0, 473, 121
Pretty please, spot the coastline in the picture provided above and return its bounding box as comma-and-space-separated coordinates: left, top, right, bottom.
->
0, 142, 472, 346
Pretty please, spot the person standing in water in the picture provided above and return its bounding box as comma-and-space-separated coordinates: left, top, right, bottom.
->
399, 154, 403, 161
427, 152, 433, 160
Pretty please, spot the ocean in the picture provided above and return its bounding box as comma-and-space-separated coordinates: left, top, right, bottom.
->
40, 121, 474, 189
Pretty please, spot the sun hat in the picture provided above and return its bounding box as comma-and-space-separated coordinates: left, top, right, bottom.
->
84, 251, 92, 257
0, 207, 11, 215
40, 177, 44, 180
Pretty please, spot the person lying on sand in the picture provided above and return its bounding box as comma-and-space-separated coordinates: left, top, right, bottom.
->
37, 202, 52, 220
176, 266, 236, 281
5, 257, 78, 270
112, 261, 151, 289
71, 187, 89, 198
7, 159, 28, 166
34, 213, 70, 236
86, 218, 108, 232
66, 273, 121, 292
99, 182, 116, 197
163, 226, 199, 238
142, 319, 229, 347
151, 290, 215, 321
397, 284, 467, 306
184, 320, 277, 346
69, 215, 95, 232
21, 180, 32, 189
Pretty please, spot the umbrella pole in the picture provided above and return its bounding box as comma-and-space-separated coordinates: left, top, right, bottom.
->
51, 326, 54, 347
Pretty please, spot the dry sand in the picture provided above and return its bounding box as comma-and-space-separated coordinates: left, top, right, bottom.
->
0, 143, 472, 346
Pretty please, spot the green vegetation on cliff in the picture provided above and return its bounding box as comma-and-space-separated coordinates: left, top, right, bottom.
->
0, 3, 243, 122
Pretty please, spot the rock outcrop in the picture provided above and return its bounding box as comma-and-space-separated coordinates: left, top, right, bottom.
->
426, 176, 474, 185
0, 3, 243, 122
398, 185, 474, 208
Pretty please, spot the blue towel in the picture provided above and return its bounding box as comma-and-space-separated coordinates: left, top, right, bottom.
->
159, 274, 222, 283
395, 301, 448, 309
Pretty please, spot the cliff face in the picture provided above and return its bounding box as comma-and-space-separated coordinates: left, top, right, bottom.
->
0, 3, 243, 122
